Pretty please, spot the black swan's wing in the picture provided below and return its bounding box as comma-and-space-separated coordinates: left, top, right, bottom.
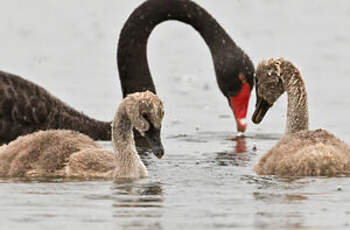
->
0, 71, 55, 143
0, 71, 111, 145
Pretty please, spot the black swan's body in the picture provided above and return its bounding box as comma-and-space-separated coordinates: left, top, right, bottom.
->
0, 0, 254, 145
0, 71, 111, 144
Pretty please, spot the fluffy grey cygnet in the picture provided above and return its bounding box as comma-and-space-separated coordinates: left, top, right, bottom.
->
0, 91, 164, 179
252, 58, 350, 176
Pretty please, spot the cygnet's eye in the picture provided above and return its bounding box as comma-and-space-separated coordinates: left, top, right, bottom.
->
255, 77, 259, 85
142, 113, 150, 123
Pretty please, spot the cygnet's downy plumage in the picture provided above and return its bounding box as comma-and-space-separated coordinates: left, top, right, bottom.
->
252, 58, 350, 176
0, 91, 164, 179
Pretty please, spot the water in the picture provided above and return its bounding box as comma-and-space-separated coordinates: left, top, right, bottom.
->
1, 0, 350, 229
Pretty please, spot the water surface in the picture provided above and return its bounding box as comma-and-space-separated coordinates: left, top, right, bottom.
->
1, 0, 350, 229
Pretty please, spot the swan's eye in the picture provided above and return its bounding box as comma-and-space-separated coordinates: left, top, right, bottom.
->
142, 113, 150, 122
255, 77, 261, 87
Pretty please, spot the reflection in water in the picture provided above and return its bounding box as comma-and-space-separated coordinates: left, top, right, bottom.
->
231, 136, 247, 153
253, 192, 308, 203
251, 177, 309, 229
254, 210, 306, 230
112, 181, 163, 230
241, 175, 311, 191
215, 137, 253, 167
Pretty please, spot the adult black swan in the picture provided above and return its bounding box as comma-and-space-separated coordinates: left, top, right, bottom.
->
0, 0, 254, 145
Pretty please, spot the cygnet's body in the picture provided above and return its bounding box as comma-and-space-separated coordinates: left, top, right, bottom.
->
0, 91, 164, 179
252, 58, 350, 176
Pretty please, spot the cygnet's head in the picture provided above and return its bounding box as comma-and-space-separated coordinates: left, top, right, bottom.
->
124, 90, 165, 158
252, 58, 285, 124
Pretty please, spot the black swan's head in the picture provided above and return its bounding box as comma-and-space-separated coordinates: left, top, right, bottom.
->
220, 52, 255, 133
252, 58, 285, 124
117, 0, 256, 134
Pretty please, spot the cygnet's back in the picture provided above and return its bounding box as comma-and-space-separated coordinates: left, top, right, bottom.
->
255, 129, 350, 176
0, 130, 100, 177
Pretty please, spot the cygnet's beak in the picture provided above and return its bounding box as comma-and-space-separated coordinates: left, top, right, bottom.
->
144, 125, 164, 159
252, 96, 272, 124
152, 144, 164, 159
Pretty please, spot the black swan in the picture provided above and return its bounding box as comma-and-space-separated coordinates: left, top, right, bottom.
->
0, 0, 254, 145
252, 58, 350, 176
0, 91, 164, 179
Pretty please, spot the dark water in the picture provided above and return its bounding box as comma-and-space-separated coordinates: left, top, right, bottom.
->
1, 0, 350, 229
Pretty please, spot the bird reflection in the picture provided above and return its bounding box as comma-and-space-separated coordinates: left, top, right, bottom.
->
111, 181, 163, 230
232, 136, 247, 153
112, 181, 163, 208
215, 136, 251, 166
253, 191, 306, 229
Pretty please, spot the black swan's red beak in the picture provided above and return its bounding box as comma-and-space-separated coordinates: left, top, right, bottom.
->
229, 82, 251, 132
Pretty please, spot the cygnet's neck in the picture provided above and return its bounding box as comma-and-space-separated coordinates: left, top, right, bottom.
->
111, 106, 140, 162
280, 61, 309, 133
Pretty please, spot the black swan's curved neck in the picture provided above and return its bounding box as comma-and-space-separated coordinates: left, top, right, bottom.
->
117, 0, 246, 97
